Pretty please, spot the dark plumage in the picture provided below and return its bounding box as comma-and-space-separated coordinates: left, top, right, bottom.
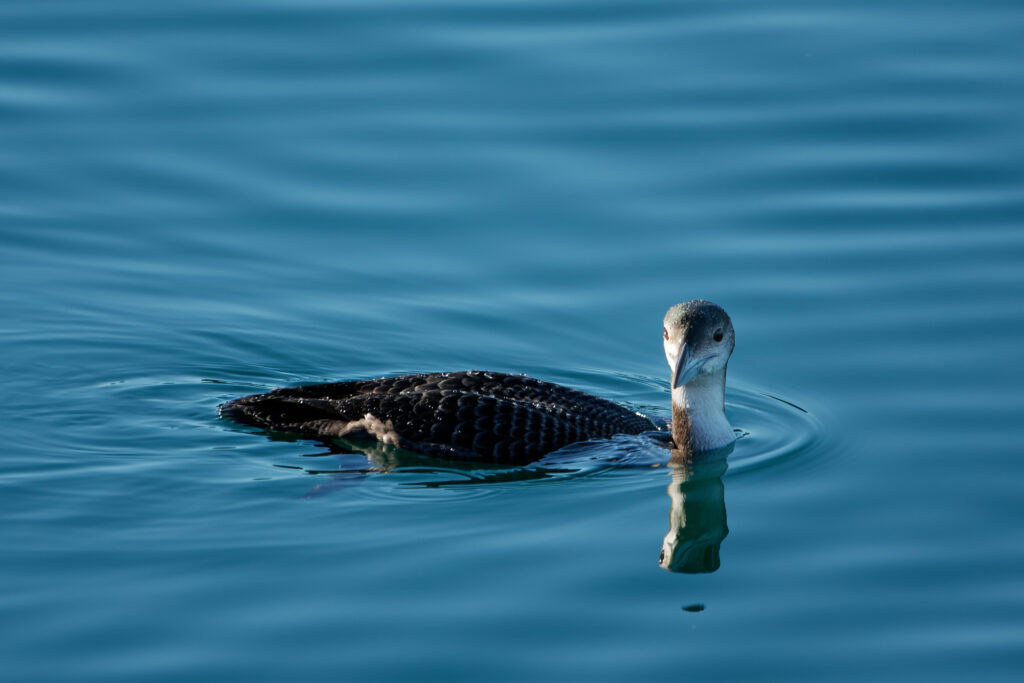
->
223, 300, 736, 463
221, 371, 657, 464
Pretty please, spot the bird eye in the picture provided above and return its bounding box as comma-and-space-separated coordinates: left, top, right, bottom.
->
713, 329, 724, 342
663, 327, 669, 341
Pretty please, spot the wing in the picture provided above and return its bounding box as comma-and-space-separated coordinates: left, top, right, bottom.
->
221, 371, 656, 464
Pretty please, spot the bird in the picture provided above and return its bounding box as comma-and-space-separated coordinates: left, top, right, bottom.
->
220, 300, 736, 464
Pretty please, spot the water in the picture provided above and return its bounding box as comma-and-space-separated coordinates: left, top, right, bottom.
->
2, 0, 1023, 680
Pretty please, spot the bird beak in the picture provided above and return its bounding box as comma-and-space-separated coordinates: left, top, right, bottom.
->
671, 343, 710, 389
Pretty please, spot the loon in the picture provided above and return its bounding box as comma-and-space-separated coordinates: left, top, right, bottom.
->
220, 300, 736, 464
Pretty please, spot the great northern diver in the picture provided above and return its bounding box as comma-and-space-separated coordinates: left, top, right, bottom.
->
221, 300, 735, 464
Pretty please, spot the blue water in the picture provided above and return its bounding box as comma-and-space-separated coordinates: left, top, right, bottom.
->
2, 0, 1023, 680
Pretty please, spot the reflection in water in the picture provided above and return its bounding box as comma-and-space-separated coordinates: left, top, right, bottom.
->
659, 449, 730, 574
280, 436, 571, 496
278, 435, 733, 572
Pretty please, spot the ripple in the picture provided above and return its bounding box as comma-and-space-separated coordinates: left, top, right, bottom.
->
724, 384, 825, 475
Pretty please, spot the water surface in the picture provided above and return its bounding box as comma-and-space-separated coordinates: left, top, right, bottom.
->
2, 0, 1023, 681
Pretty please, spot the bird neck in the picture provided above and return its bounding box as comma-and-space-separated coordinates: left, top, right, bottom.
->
671, 370, 734, 453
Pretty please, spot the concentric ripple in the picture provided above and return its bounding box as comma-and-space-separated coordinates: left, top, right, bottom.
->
723, 384, 825, 475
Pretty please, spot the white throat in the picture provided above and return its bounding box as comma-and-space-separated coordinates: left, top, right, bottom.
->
671, 371, 734, 452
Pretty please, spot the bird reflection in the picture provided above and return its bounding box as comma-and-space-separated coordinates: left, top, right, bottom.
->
276, 433, 733, 572
659, 448, 730, 573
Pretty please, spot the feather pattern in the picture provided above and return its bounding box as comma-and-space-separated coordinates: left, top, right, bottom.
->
221, 371, 657, 464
